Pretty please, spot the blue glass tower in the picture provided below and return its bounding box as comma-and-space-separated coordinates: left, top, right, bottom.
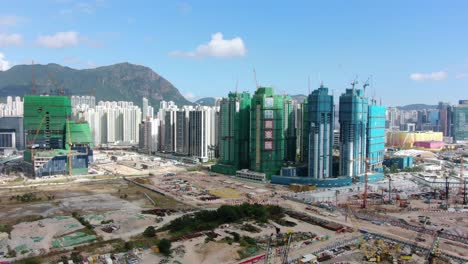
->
307, 85, 334, 179
367, 101, 386, 172
339, 88, 368, 177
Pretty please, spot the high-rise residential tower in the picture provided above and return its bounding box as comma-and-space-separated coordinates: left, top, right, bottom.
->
453, 100, 468, 143
283, 95, 297, 162
438, 102, 453, 137
339, 87, 368, 177
250, 87, 285, 178
212, 92, 251, 175
367, 100, 386, 172
307, 85, 334, 179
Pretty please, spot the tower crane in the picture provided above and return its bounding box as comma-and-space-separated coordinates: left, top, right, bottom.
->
66, 118, 73, 176
362, 159, 369, 209
31, 60, 37, 95
458, 156, 466, 205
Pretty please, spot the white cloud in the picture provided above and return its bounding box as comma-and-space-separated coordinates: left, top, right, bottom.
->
184, 91, 196, 101
170, 32, 246, 58
0, 33, 23, 47
456, 73, 468, 79
36, 31, 80, 48
0, 53, 12, 71
58, 0, 106, 16
0, 15, 24, 26
177, 2, 192, 14
410, 71, 448, 81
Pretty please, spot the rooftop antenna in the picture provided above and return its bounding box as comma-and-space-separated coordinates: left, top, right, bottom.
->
253, 68, 259, 89
32, 60, 37, 95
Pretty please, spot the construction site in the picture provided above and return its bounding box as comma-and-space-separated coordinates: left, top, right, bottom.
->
22, 95, 93, 178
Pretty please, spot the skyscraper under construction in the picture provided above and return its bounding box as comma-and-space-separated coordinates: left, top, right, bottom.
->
211, 92, 251, 174
307, 85, 334, 179
367, 101, 386, 172
23, 95, 93, 177
339, 87, 368, 177
250, 87, 285, 178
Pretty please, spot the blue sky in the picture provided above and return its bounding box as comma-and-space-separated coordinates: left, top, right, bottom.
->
0, 0, 467, 106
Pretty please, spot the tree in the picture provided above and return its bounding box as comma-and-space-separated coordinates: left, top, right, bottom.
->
158, 239, 172, 256
71, 251, 83, 263
143, 226, 156, 238
124, 241, 132, 251
217, 205, 240, 222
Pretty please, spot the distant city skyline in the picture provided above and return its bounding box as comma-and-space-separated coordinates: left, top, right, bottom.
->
0, 1, 467, 106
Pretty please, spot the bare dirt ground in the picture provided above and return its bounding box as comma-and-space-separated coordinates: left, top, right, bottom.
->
8, 216, 84, 257
0, 178, 191, 261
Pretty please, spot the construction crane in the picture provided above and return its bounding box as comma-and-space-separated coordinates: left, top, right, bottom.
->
458, 156, 466, 205
362, 159, 370, 209
280, 231, 293, 264
46, 70, 65, 95
425, 229, 443, 264
31, 60, 37, 95
66, 118, 73, 176
253, 68, 259, 89
263, 228, 293, 264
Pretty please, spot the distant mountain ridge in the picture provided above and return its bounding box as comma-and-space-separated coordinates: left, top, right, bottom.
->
396, 104, 438, 110
194, 97, 217, 106
0, 62, 191, 108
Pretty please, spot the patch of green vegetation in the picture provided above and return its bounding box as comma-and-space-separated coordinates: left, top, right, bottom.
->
0, 224, 12, 235
237, 236, 258, 259
72, 212, 94, 230
240, 223, 261, 233
158, 239, 172, 256
163, 203, 283, 239
273, 218, 297, 227
13, 257, 41, 264
9, 192, 42, 203
143, 226, 156, 238
100, 219, 114, 224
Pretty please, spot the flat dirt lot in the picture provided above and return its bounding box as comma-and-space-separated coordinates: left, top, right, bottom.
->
0, 178, 192, 260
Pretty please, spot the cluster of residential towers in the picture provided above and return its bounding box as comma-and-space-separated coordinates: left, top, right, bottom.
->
212, 84, 386, 187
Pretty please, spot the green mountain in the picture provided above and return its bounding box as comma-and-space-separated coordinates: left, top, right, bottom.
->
0, 62, 191, 107
396, 104, 438, 110
194, 97, 216, 106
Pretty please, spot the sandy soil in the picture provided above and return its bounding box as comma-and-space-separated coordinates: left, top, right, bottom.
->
8, 216, 84, 256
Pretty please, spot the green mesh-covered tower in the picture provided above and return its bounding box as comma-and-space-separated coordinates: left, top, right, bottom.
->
212, 92, 251, 175
23, 96, 72, 150
250, 87, 285, 178
23, 95, 93, 177
283, 95, 297, 162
